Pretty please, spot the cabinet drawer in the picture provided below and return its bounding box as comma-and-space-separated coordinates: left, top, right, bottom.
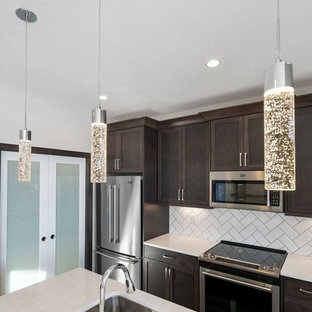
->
284, 295, 312, 312
144, 245, 198, 273
284, 277, 312, 303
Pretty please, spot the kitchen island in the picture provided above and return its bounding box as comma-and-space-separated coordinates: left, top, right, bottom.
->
0, 268, 194, 312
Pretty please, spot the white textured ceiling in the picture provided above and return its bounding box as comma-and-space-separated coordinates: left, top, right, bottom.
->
1, 0, 312, 122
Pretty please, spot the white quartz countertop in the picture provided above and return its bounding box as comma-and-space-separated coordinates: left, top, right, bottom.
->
0, 268, 195, 312
281, 254, 312, 283
144, 233, 218, 257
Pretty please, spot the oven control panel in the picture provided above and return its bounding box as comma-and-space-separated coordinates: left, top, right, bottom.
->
200, 251, 280, 277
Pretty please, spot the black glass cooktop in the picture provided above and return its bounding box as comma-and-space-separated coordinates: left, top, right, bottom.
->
200, 241, 287, 276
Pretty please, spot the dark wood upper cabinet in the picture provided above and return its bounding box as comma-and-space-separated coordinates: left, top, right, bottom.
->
158, 127, 182, 206
182, 123, 209, 206
158, 123, 209, 207
285, 106, 312, 217
244, 113, 264, 170
119, 128, 143, 172
107, 131, 118, 173
211, 117, 243, 171
107, 127, 143, 173
211, 113, 264, 171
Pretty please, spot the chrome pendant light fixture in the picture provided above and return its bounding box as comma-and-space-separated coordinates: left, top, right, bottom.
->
90, 0, 108, 183
16, 8, 37, 182
264, 0, 295, 191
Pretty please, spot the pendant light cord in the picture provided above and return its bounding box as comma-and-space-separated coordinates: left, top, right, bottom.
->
24, 10, 29, 129
98, 0, 102, 109
276, 0, 281, 62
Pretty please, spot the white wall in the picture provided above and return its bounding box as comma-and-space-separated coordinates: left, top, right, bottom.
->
0, 84, 91, 152
170, 206, 312, 257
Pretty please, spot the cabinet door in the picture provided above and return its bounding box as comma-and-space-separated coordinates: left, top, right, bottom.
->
244, 113, 264, 170
158, 127, 182, 205
284, 277, 312, 312
107, 131, 118, 173
0, 153, 49, 295
211, 117, 244, 171
119, 127, 143, 173
170, 267, 199, 311
182, 123, 209, 207
143, 258, 169, 301
286, 107, 312, 217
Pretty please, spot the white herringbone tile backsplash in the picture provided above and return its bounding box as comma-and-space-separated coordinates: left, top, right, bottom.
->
170, 206, 312, 257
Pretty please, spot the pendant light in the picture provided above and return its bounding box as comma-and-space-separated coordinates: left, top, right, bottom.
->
264, 0, 295, 191
16, 8, 37, 182
90, 0, 108, 183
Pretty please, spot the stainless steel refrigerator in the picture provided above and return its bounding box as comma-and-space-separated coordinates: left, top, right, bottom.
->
95, 176, 142, 289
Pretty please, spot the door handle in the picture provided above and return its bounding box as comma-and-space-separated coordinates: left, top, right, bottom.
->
244, 153, 247, 167
177, 189, 181, 201
50, 234, 55, 239
41, 236, 46, 242
165, 267, 168, 280
117, 159, 120, 170
96, 251, 140, 264
168, 268, 173, 280
114, 185, 120, 243
163, 255, 175, 260
114, 159, 117, 170
181, 189, 184, 201
299, 288, 312, 295
108, 185, 114, 243
239, 153, 242, 167
201, 270, 272, 293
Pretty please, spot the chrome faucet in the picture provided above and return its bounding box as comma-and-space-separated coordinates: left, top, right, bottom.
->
99, 263, 136, 312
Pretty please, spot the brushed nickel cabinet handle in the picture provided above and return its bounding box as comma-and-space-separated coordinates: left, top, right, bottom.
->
163, 255, 175, 260
168, 268, 173, 280
165, 267, 168, 280
239, 153, 242, 167
244, 153, 247, 167
300, 288, 312, 295
181, 189, 184, 201
177, 189, 181, 201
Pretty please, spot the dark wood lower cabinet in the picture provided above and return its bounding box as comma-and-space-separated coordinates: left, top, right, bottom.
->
144, 246, 199, 311
144, 258, 169, 301
283, 277, 312, 312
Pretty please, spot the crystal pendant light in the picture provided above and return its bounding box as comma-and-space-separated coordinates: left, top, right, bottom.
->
16, 8, 37, 182
264, 0, 295, 191
90, 0, 108, 183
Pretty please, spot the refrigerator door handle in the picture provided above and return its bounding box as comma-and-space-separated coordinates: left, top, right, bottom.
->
114, 185, 120, 243
108, 185, 114, 243
96, 250, 141, 264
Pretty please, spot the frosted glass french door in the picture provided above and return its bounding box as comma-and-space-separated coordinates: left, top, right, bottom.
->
0, 152, 85, 295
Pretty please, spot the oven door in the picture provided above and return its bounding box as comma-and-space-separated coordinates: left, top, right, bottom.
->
200, 268, 280, 312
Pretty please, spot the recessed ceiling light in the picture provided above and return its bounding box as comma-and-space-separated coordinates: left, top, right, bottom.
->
99, 94, 109, 100
206, 59, 221, 68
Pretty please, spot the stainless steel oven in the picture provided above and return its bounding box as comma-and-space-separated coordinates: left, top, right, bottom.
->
200, 267, 280, 312
209, 171, 283, 212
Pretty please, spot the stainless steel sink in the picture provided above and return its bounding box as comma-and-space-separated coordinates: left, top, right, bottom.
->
85, 295, 157, 312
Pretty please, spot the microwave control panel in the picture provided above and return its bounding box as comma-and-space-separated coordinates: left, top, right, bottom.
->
269, 191, 280, 207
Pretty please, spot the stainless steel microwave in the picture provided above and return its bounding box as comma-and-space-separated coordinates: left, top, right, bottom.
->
209, 171, 283, 212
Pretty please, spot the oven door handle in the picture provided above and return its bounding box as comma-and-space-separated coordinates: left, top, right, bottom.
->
201, 270, 273, 293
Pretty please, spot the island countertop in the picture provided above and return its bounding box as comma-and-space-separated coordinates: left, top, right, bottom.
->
0, 268, 194, 312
